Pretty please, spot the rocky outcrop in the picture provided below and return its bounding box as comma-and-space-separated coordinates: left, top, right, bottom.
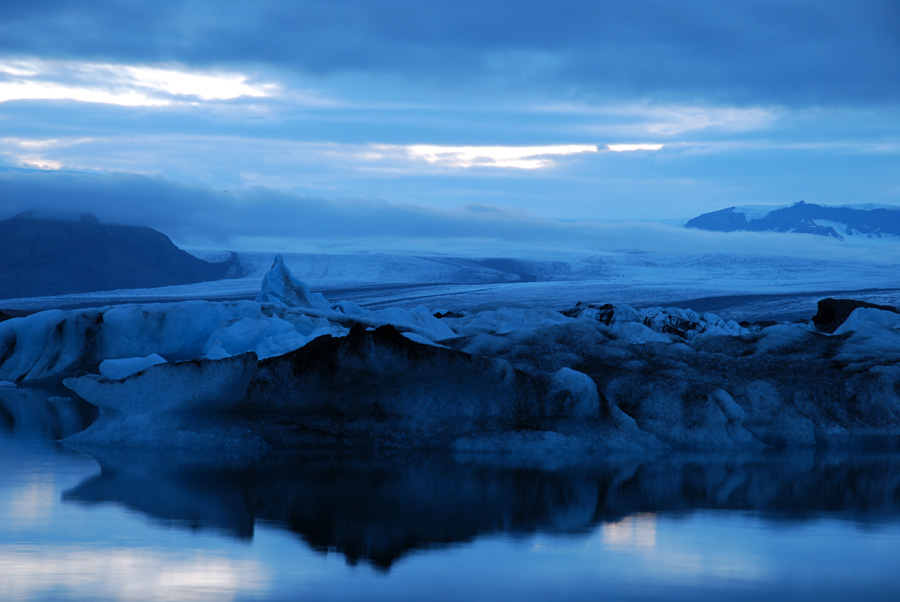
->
812, 297, 899, 333
686, 201, 900, 239
0, 212, 239, 299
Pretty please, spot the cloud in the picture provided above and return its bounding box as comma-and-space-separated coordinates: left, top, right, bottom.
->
0, 58, 276, 107
401, 144, 599, 169
1, 1, 897, 107
0, 136, 602, 178
1, 169, 896, 265
606, 144, 663, 152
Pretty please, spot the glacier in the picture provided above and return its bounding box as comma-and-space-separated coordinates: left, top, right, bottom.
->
1, 255, 899, 453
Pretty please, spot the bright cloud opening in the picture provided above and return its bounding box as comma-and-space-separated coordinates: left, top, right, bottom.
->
0, 137, 95, 171
404, 144, 599, 169
13, 156, 62, 170
122, 66, 275, 100
0, 81, 169, 106
606, 144, 664, 152
0, 59, 276, 107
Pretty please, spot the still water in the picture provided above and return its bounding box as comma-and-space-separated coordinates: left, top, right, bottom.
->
2, 388, 899, 601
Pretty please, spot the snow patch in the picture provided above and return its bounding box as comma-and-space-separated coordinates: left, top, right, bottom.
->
731, 204, 789, 219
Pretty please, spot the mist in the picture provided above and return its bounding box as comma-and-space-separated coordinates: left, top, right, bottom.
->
3, 169, 896, 264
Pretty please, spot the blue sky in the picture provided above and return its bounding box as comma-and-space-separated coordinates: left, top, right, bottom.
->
0, 0, 897, 250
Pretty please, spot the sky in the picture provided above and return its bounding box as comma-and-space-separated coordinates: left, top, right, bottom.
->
0, 0, 898, 251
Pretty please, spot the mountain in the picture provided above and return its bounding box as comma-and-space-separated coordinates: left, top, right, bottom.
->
0, 212, 239, 299
685, 201, 900, 240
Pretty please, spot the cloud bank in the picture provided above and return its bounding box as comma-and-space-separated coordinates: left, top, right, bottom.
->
2, 169, 896, 265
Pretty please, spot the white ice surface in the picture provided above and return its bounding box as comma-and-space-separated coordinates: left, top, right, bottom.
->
255, 254, 332, 310
731, 204, 790, 219
834, 307, 900, 335
4, 249, 900, 321
832, 307, 900, 364
99, 354, 167, 380
5, 249, 900, 385
445, 307, 571, 337
549, 368, 600, 419
0, 258, 457, 382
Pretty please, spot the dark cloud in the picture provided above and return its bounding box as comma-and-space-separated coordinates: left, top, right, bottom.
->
1, 0, 897, 106
0, 168, 584, 245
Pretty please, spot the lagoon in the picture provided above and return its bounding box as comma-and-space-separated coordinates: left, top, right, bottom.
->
2, 390, 899, 601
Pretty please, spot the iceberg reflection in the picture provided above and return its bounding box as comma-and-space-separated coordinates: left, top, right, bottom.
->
0, 386, 97, 441
63, 450, 900, 570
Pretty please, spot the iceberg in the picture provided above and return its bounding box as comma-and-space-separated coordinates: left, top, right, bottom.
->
1, 254, 899, 452
0, 256, 452, 383
255, 253, 332, 310
65, 353, 257, 416
63, 352, 258, 451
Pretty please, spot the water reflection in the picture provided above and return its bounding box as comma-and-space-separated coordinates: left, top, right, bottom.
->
3, 389, 900, 599
63, 448, 900, 570
0, 386, 97, 442
601, 513, 657, 550
0, 546, 266, 602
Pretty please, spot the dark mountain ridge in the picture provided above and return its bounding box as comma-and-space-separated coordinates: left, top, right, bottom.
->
0, 213, 239, 299
685, 201, 900, 240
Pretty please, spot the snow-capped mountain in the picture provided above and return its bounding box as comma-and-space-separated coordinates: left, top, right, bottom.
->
685, 201, 900, 240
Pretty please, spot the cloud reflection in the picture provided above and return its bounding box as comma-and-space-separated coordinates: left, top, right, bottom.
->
601, 514, 657, 549
606, 143, 663, 152
0, 547, 267, 602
